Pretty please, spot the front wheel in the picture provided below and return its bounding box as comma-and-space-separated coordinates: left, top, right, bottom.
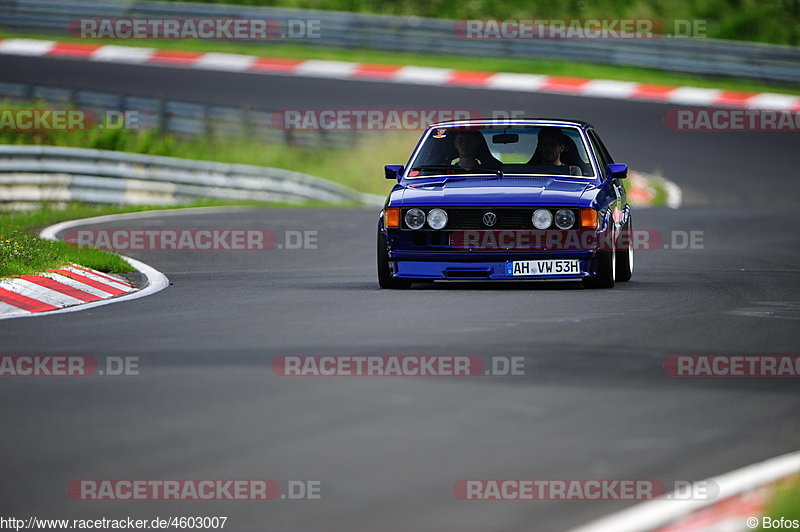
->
615, 217, 633, 282
583, 228, 616, 289
377, 230, 411, 289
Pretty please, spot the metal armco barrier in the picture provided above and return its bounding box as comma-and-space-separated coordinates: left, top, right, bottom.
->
0, 145, 384, 207
0, 81, 359, 147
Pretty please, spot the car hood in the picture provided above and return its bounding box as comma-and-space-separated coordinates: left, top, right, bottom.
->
393, 177, 596, 207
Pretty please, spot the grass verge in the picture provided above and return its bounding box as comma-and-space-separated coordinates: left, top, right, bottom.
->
1, 28, 798, 96
0, 228, 134, 277
759, 475, 800, 530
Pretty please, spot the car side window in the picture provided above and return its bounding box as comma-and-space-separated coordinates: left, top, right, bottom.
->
588, 129, 614, 165
589, 129, 626, 200
587, 129, 610, 175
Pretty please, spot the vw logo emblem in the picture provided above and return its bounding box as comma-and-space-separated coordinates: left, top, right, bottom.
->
483, 212, 497, 227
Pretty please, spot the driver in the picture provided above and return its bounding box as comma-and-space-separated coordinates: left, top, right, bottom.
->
452, 131, 484, 170
450, 131, 502, 172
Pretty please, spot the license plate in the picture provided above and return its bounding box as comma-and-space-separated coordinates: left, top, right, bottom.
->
506, 260, 580, 276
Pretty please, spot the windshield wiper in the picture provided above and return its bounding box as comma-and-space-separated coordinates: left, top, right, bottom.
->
410, 165, 458, 172
411, 165, 502, 178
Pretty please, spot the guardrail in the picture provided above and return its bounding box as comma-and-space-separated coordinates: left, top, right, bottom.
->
0, 0, 799, 84
0, 145, 384, 207
0, 81, 359, 147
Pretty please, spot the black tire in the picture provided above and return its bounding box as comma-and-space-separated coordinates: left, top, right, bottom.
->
583, 228, 616, 289
377, 230, 411, 289
615, 217, 633, 282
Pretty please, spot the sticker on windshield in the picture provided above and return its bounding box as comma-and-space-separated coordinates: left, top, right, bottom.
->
432, 128, 447, 139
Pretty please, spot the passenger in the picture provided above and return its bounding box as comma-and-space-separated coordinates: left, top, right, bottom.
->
530, 127, 583, 175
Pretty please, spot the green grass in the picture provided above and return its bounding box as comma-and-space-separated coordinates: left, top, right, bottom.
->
759, 475, 800, 530
55, 0, 800, 46
0, 202, 193, 276
0, 204, 136, 276
1, 28, 799, 95
0, 228, 133, 277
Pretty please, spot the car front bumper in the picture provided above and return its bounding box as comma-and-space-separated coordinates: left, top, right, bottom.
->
388, 251, 600, 281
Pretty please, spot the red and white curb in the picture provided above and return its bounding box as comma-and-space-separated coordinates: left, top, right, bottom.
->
1, 38, 798, 111
569, 450, 800, 532
0, 263, 135, 317
0, 210, 173, 320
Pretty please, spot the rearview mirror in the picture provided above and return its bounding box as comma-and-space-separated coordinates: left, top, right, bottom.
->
385, 164, 404, 180
607, 163, 628, 180
492, 133, 519, 144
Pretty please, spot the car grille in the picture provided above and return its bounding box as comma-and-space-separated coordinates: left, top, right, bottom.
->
444, 208, 532, 229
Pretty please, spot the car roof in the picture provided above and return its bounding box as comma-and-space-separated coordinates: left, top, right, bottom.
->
427, 118, 595, 129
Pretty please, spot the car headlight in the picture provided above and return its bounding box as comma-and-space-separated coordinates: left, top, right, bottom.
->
404, 208, 426, 230
427, 208, 448, 230
532, 209, 553, 230
555, 209, 576, 230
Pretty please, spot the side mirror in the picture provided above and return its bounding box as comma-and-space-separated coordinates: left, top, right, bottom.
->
385, 164, 404, 180
607, 163, 628, 180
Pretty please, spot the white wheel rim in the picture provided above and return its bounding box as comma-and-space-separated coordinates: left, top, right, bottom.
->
628, 238, 634, 274
611, 239, 616, 281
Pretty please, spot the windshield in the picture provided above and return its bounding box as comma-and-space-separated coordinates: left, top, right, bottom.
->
407, 126, 595, 178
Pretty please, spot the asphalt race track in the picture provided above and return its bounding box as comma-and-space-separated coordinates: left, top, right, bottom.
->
1, 55, 799, 531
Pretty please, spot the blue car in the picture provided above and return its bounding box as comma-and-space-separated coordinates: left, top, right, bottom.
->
377, 118, 633, 288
